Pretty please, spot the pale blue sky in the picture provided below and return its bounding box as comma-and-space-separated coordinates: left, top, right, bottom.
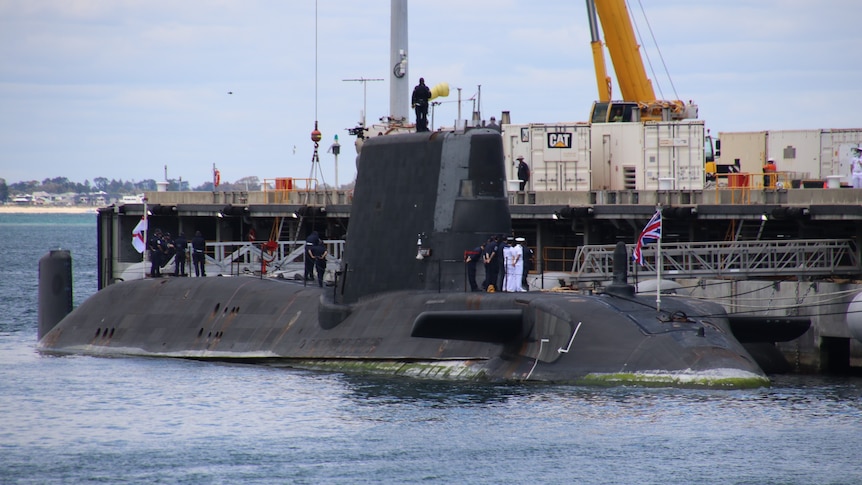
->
2, 0, 860, 187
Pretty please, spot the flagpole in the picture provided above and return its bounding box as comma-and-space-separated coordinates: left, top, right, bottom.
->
656, 204, 662, 313
633, 206, 662, 310
142, 197, 148, 279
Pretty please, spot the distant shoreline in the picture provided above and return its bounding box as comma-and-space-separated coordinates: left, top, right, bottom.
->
0, 205, 101, 214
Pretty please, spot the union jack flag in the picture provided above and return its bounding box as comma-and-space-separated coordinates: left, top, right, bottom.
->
633, 210, 661, 266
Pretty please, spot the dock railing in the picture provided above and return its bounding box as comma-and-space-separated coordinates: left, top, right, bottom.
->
712, 171, 823, 205
572, 239, 860, 282
204, 239, 345, 276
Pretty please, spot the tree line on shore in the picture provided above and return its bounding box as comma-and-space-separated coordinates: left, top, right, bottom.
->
1, 174, 354, 203
0, 176, 270, 203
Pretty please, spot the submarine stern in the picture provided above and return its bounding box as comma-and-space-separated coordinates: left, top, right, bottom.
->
494, 294, 769, 388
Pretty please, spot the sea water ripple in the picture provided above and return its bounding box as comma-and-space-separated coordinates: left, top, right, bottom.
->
1, 213, 861, 484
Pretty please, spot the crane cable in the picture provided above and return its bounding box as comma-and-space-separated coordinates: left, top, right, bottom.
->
630, 0, 680, 102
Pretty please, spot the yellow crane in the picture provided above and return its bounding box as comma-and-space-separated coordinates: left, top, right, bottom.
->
586, 0, 695, 123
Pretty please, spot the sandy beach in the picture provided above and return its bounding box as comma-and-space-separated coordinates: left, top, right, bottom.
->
0, 205, 101, 214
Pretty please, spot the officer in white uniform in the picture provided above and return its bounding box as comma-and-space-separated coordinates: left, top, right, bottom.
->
851, 147, 862, 189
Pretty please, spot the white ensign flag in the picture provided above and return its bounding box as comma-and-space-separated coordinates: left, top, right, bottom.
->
131, 218, 148, 253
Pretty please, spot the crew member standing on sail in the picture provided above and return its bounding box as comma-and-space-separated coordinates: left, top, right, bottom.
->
412, 77, 431, 132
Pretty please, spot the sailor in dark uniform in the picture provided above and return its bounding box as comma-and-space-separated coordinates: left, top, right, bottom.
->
517, 237, 533, 291
148, 229, 163, 277
160, 232, 174, 269
516, 156, 530, 191
464, 242, 484, 292
304, 231, 321, 281
191, 230, 206, 277
310, 242, 328, 287
412, 77, 431, 132
482, 236, 498, 291
173, 232, 188, 276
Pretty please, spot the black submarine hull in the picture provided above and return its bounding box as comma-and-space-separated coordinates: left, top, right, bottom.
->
39, 275, 767, 387
38, 129, 769, 387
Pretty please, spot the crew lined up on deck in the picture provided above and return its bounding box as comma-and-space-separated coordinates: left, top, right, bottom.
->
148, 229, 205, 278
470, 234, 532, 293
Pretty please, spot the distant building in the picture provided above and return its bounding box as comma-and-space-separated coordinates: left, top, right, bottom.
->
79, 191, 108, 206
12, 195, 32, 206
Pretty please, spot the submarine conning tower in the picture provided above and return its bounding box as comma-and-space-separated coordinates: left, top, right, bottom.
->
337, 128, 511, 304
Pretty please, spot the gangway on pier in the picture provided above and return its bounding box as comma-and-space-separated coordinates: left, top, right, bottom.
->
571, 239, 859, 282
205, 239, 345, 276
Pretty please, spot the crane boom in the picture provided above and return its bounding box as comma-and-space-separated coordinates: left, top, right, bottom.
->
592, 0, 655, 103
586, 0, 612, 103
586, 0, 692, 122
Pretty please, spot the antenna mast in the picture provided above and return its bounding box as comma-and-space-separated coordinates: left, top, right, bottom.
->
343, 77, 384, 127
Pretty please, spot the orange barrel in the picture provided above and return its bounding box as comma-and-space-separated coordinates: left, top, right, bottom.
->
728, 173, 749, 188
275, 178, 295, 190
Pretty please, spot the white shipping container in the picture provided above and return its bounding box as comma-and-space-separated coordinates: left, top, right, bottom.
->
501, 123, 591, 191
591, 120, 705, 191
766, 130, 821, 182
590, 122, 640, 190
718, 128, 862, 186
643, 121, 705, 191
821, 129, 862, 185
715, 131, 766, 176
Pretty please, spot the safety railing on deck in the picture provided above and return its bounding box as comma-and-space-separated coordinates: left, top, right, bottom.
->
261, 178, 354, 205
710, 171, 829, 204
263, 178, 319, 203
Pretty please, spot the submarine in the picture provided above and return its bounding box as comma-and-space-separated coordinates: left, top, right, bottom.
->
38, 128, 790, 388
